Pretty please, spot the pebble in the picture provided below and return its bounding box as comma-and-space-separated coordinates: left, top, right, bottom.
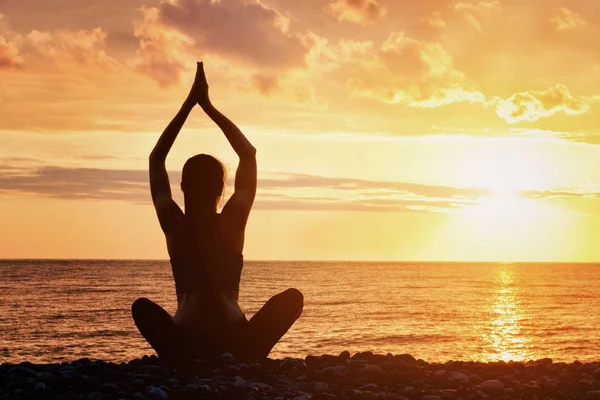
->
449, 371, 469, 381
234, 376, 246, 387
8, 367, 38, 378
248, 381, 273, 392
360, 364, 384, 376
323, 365, 347, 376
0, 354, 598, 400
148, 386, 169, 399
481, 379, 504, 393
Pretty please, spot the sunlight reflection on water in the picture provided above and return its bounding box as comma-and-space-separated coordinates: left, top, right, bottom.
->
481, 265, 534, 361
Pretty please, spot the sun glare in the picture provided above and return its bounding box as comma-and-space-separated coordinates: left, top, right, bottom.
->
466, 192, 531, 223
481, 265, 533, 362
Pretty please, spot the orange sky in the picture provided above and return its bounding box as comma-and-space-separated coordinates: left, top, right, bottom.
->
1, 0, 600, 261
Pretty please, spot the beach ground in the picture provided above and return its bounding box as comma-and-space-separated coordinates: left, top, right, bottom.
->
1, 352, 600, 399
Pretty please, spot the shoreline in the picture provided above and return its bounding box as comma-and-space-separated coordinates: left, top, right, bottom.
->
2, 352, 599, 399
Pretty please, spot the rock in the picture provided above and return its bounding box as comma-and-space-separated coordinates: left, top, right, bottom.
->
432, 370, 447, 378
6, 380, 35, 392
140, 365, 161, 374
481, 379, 504, 393
281, 358, 308, 372
248, 382, 273, 392
199, 384, 212, 392
395, 354, 417, 363
7, 367, 38, 378
360, 364, 384, 377
352, 351, 374, 360
579, 379, 595, 389
314, 395, 337, 400
233, 376, 246, 387
35, 382, 46, 390
359, 383, 378, 390
165, 378, 179, 386
449, 371, 469, 382
422, 396, 441, 400
322, 366, 347, 376
148, 386, 169, 399
583, 390, 600, 400
313, 382, 328, 392
339, 351, 351, 360
293, 396, 312, 400
84, 392, 106, 400
101, 382, 120, 391
221, 353, 235, 362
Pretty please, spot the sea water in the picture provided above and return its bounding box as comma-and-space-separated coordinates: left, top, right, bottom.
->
1, 260, 599, 363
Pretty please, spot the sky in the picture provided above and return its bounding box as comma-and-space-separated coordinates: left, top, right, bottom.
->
1, 0, 600, 261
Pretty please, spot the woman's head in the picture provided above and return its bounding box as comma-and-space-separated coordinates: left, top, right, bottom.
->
181, 154, 226, 207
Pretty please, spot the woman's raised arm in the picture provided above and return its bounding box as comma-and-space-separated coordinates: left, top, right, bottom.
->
196, 63, 257, 229
149, 63, 204, 232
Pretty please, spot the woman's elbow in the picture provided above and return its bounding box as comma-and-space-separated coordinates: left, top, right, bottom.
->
240, 146, 257, 159
149, 150, 165, 164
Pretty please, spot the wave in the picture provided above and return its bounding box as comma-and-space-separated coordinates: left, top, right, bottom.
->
62, 288, 117, 294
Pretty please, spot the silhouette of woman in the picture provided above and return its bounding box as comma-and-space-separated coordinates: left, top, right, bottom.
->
131, 62, 303, 362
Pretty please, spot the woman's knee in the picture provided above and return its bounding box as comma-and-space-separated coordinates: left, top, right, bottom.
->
131, 298, 162, 326
131, 297, 152, 315
281, 288, 304, 310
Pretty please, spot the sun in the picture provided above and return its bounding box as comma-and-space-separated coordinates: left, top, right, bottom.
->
467, 192, 529, 221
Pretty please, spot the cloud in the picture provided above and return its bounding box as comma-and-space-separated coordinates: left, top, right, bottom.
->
496, 84, 590, 123
0, 13, 119, 72
0, 14, 24, 70
26, 28, 120, 71
520, 188, 600, 200
134, 0, 311, 86
550, 7, 586, 31
454, 1, 500, 31
422, 11, 447, 29
252, 73, 279, 95
133, 6, 193, 87
0, 165, 491, 213
328, 0, 386, 25
0, 34, 23, 70
344, 32, 485, 107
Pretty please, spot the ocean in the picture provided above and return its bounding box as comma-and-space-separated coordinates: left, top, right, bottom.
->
1, 260, 599, 363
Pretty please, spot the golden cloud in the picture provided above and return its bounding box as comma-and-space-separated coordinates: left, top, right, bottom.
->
0, 34, 23, 70
133, 6, 194, 87
133, 0, 311, 87
422, 11, 447, 29
27, 28, 120, 71
252, 73, 280, 96
344, 32, 485, 107
0, 14, 23, 70
454, 1, 500, 31
328, 0, 386, 25
496, 84, 590, 123
550, 7, 586, 31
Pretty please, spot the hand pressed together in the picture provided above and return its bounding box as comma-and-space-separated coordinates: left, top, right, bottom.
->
187, 61, 211, 109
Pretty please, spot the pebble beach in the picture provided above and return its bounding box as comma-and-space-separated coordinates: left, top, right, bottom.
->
2, 352, 600, 400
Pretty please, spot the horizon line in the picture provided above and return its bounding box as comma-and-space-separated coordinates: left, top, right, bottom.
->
1, 258, 600, 264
